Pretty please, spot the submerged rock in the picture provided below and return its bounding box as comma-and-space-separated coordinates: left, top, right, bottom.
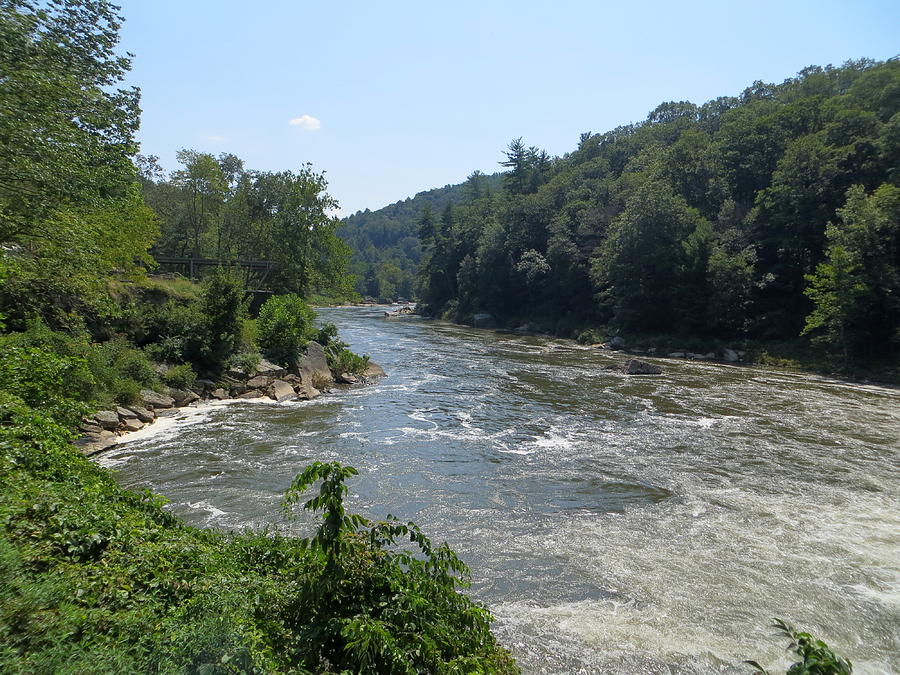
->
622, 359, 663, 375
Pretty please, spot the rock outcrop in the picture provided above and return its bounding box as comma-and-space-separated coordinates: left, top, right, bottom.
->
297, 341, 333, 389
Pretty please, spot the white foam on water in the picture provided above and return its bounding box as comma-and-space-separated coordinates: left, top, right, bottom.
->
187, 500, 227, 519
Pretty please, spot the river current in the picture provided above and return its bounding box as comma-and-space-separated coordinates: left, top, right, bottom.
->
98, 307, 900, 674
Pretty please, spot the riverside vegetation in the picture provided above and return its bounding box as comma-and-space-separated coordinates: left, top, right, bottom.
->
0, 1, 515, 671
343, 59, 900, 380
0, 0, 859, 672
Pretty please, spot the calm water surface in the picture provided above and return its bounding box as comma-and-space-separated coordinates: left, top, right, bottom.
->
99, 307, 900, 674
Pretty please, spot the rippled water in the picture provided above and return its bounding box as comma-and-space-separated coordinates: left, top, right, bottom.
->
99, 307, 900, 674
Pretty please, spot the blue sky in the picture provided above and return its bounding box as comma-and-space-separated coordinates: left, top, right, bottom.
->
116, 0, 899, 216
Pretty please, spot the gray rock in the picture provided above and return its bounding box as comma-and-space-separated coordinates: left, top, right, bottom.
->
723, 348, 740, 362
238, 389, 264, 399
75, 429, 117, 455
94, 410, 120, 430
255, 358, 286, 377
210, 388, 229, 400
336, 372, 359, 384
169, 388, 200, 406
246, 375, 270, 389
79, 421, 102, 434
668, 352, 685, 358
229, 383, 251, 396
472, 313, 496, 328
294, 383, 321, 400
121, 418, 144, 433
283, 373, 303, 385
140, 389, 174, 409
622, 359, 663, 375
269, 380, 296, 401
116, 406, 138, 420
128, 406, 155, 423
297, 341, 333, 389
609, 336, 627, 350
364, 361, 386, 378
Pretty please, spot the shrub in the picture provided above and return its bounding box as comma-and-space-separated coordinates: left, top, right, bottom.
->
748, 618, 852, 674
161, 364, 198, 391
224, 351, 261, 376
257, 294, 316, 366
199, 267, 247, 370
315, 322, 370, 375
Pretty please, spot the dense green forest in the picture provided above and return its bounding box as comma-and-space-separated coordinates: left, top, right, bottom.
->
136, 151, 355, 300
0, 1, 516, 671
410, 59, 899, 373
340, 173, 501, 300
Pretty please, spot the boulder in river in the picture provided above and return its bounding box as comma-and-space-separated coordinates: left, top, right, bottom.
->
364, 361, 386, 379
128, 406, 155, 423
608, 336, 627, 350
121, 418, 144, 433
169, 388, 200, 406
297, 341, 333, 389
294, 383, 321, 400
246, 375, 270, 389
622, 359, 663, 375
210, 388, 229, 400
116, 406, 138, 420
269, 380, 296, 401
723, 348, 740, 362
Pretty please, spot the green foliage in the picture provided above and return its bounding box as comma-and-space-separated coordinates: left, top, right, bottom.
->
257, 293, 317, 366
224, 350, 261, 376
0, 372, 517, 673
281, 461, 518, 674
0, 0, 141, 243
161, 363, 198, 391
747, 618, 852, 674
144, 153, 355, 300
316, 322, 370, 375
402, 58, 900, 371
340, 173, 502, 299
198, 267, 247, 370
0, 345, 91, 428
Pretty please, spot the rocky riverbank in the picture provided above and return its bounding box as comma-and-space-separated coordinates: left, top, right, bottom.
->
75, 341, 386, 456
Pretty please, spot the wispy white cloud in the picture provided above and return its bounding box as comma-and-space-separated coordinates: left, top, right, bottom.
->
289, 114, 321, 131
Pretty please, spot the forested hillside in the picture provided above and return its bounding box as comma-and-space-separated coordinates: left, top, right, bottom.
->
340, 172, 501, 300
415, 59, 900, 372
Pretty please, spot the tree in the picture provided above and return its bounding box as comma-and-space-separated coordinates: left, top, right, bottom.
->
803, 184, 900, 365
0, 1, 155, 330
0, 0, 140, 244
172, 150, 227, 259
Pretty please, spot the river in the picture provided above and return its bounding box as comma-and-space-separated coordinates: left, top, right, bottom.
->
98, 306, 900, 674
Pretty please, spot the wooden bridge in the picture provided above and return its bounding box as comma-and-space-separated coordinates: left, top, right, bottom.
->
153, 256, 277, 290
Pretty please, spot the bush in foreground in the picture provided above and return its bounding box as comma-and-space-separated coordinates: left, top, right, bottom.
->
0, 357, 517, 673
